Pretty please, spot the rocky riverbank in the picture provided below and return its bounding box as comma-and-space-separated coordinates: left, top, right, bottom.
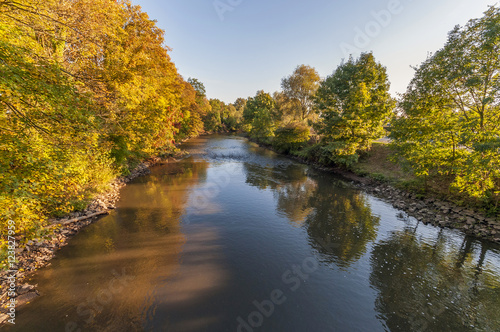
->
247, 137, 500, 244
301, 161, 500, 244
0, 158, 169, 324
359, 182, 500, 242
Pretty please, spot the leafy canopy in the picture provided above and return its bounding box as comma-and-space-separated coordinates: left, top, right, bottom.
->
391, 6, 500, 201
315, 52, 395, 166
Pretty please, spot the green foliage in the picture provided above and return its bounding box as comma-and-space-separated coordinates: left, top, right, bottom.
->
204, 99, 224, 132
281, 65, 321, 121
223, 104, 243, 131
0, 0, 201, 263
176, 80, 207, 140
187, 78, 206, 98
272, 123, 310, 153
391, 6, 500, 203
315, 52, 395, 167
243, 91, 277, 141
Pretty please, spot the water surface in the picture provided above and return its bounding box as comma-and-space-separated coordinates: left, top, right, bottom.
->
5, 135, 500, 331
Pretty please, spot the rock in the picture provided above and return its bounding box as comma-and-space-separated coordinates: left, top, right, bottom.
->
462, 210, 475, 217
0, 313, 9, 324
15, 292, 39, 306
465, 217, 476, 225
17, 284, 34, 295
486, 218, 498, 226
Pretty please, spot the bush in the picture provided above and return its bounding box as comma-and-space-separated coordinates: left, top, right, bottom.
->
272, 123, 310, 153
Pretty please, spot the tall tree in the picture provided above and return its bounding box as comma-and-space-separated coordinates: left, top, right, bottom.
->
315, 52, 395, 166
391, 6, 500, 200
281, 65, 320, 121
187, 78, 207, 100
204, 98, 224, 132
243, 91, 277, 141
0, 0, 194, 247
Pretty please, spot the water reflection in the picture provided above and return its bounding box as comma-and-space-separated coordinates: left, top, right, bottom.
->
6, 135, 500, 332
274, 177, 317, 226
305, 178, 380, 268
370, 229, 500, 331
243, 160, 380, 267
11, 160, 208, 331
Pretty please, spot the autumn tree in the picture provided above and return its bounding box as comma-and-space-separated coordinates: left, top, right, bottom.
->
0, 0, 195, 253
0, 0, 119, 239
176, 79, 205, 139
281, 65, 320, 121
391, 6, 500, 201
273, 91, 299, 125
315, 52, 395, 166
233, 98, 247, 114
176, 78, 210, 139
204, 98, 224, 132
187, 77, 206, 99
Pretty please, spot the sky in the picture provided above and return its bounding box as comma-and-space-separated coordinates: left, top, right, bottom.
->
134, 0, 498, 103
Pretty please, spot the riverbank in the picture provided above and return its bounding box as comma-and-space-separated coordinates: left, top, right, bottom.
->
0, 155, 182, 324
247, 137, 500, 244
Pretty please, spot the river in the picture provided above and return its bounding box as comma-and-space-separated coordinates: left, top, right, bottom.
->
5, 135, 500, 331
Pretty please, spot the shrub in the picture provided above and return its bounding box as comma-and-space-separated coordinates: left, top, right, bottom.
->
272, 123, 310, 153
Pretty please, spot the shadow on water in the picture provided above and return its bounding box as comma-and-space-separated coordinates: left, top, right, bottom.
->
370, 228, 500, 331
7, 159, 211, 331
4, 135, 500, 332
242, 159, 380, 268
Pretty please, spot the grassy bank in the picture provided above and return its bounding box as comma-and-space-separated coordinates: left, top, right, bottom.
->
350, 143, 498, 219
246, 133, 499, 221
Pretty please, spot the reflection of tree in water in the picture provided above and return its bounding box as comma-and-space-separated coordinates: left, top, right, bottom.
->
22, 159, 210, 331
274, 177, 317, 226
72, 160, 209, 255
370, 230, 500, 331
243, 159, 380, 267
243, 161, 299, 190
243, 161, 317, 225
127, 159, 209, 232
305, 181, 380, 267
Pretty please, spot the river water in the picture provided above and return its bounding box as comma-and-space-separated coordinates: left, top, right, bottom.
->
5, 135, 500, 331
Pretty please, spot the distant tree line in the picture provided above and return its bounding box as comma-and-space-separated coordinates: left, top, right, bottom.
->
235, 6, 500, 213
1, 1, 499, 261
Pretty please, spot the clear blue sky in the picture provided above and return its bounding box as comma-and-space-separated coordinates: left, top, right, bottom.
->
134, 0, 498, 103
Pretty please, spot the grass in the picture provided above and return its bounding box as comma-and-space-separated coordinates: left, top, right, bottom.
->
354, 142, 415, 183
353, 142, 499, 217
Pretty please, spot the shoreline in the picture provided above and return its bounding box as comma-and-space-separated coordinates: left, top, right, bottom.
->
0, 155, 181, 324
246, 136, 500, 245
1, 133, 499, 324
